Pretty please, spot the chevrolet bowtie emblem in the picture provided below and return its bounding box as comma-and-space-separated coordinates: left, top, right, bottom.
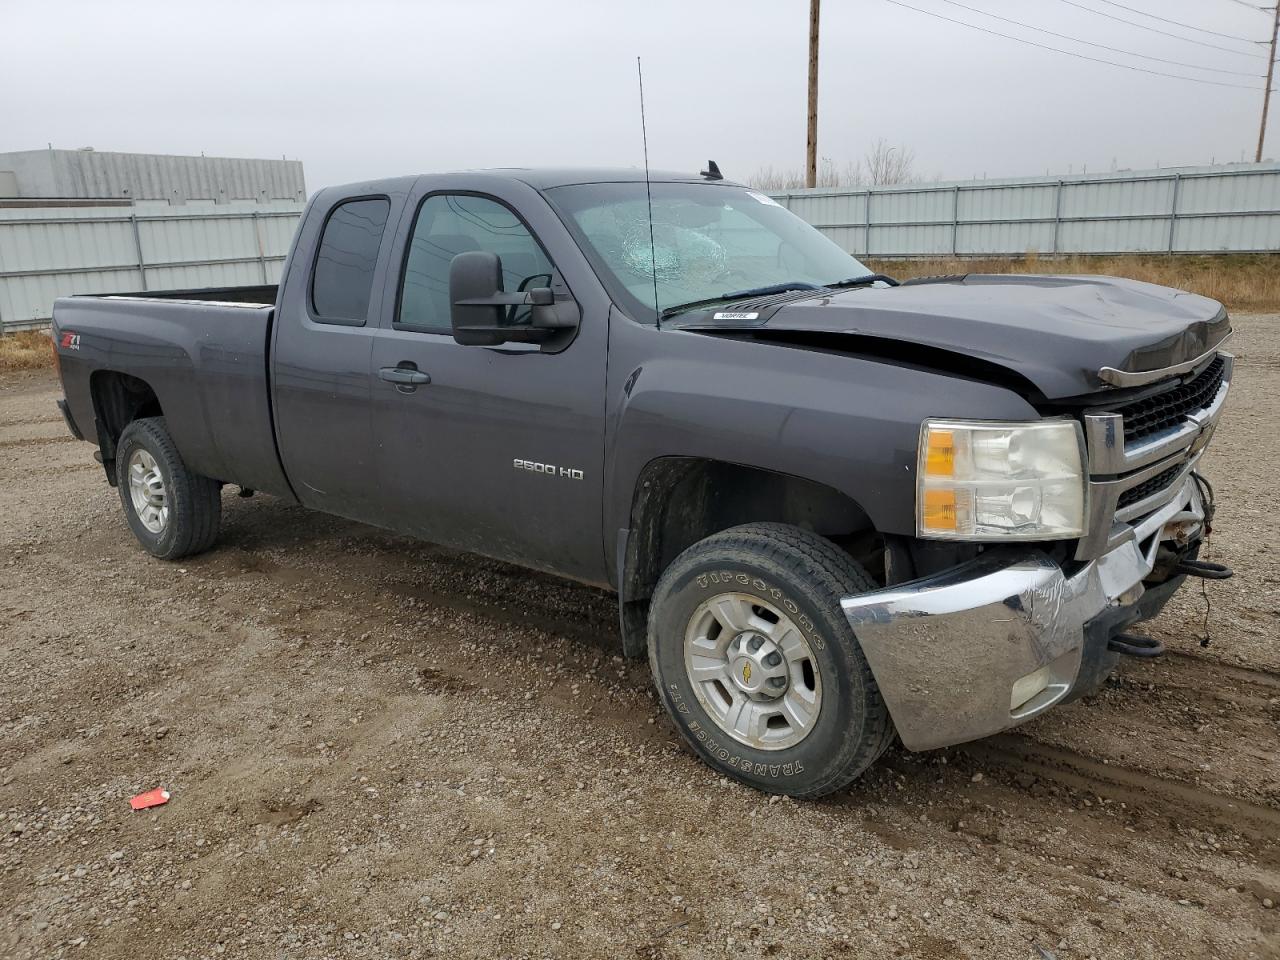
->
742, 663, 752, 684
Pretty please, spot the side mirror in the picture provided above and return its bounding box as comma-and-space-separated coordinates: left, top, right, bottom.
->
449, 250, 507, 346
448, 250, 577, 349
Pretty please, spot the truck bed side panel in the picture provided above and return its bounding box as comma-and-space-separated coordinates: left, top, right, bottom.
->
52, 296, 296, 501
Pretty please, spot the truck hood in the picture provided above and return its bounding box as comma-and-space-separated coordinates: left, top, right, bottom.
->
670, 274, 1230, 400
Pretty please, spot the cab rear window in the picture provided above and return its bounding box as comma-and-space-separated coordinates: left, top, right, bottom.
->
311, 197, 390, 324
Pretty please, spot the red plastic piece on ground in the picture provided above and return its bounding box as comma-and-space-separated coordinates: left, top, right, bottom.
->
129, 788, 170, 811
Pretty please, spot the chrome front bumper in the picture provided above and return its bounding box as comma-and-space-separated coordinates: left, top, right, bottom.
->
842, 475, 1206, 752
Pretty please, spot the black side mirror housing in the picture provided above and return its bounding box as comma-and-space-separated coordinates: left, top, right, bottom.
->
449, 250, 507, 346
448, 251, 578, 350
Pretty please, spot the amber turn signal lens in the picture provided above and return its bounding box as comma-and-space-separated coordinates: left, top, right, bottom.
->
921, 488, 958, 531
925, 429, 955, 477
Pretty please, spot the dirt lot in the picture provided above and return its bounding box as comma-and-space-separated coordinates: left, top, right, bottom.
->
2, 318, 1278, 960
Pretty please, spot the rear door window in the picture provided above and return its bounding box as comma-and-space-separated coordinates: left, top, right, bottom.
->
311, 197, 391, 324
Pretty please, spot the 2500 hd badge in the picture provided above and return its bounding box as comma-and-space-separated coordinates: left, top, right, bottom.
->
514, 458, 584, 480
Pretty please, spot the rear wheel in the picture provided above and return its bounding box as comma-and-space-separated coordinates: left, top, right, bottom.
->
648, 522, 893, 798
115, 417, 222, 560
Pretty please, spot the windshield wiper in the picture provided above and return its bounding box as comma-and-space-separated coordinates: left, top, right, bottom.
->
719, 280, 825, 299
827, 273, 900, 288
659, 280, 824, 321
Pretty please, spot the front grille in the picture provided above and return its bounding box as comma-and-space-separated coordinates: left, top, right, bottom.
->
1116, 356, 1225, 444
1118, 464, 1182, 510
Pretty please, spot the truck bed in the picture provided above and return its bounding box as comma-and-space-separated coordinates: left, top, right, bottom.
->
52, 290, 295, 502
102, 283, 279, 305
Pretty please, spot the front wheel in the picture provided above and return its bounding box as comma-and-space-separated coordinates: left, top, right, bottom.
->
115, 416, 222, 560
648, 522, 893, 798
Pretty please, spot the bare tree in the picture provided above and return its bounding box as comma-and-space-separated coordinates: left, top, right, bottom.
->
864, 139, 915, 186
748, 143, 916, 191
749, 158, 865, 191
747, 165, 806, 191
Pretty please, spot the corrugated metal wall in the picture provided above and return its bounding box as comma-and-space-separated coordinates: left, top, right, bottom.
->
0, 149, 306, 203
773, 162, 1280, 258
0, 202, 302, 330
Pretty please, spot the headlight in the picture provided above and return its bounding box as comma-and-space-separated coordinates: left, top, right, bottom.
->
917, 419, 1086, 540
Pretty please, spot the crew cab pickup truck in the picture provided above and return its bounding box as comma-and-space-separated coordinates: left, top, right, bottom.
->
51, 167, 1233, 797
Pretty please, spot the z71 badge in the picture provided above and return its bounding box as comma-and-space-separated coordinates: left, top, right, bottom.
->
60, 332, 81, 350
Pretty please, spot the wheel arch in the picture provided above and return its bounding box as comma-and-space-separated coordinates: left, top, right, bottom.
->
616, 456, 882, 658
89, 370, 163, 485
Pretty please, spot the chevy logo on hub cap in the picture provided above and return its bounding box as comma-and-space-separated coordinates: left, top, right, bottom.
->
742, 663, 752, 684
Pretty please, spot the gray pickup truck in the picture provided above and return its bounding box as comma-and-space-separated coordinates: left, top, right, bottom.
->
51, 167, 1233, 797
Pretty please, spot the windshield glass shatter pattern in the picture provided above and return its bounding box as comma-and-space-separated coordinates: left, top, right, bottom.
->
546, 183, 870, 322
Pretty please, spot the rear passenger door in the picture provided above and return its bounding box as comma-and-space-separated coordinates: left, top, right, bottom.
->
369, 179, 609, 583
272, 188, 403, 524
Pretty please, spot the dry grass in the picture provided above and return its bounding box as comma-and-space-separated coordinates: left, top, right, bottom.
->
0, 330, 53, 372
865, 253, 1280, 313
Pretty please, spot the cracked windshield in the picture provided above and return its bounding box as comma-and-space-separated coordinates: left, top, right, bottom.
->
547, 181, 869, 320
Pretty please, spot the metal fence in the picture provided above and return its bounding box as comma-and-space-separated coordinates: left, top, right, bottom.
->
0, 201, 303, 331
6, 162, 1277, 331
772, 162, 1280, 259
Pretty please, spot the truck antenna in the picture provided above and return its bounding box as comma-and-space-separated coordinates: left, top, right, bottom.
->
637, 57, 661, 328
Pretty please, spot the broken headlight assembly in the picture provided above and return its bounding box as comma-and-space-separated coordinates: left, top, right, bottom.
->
917, 419, 1087, 540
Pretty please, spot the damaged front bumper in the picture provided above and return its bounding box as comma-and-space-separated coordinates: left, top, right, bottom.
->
842, 475, 1207, 752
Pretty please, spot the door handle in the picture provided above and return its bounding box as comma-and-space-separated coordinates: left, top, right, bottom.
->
379, 365, 432, 387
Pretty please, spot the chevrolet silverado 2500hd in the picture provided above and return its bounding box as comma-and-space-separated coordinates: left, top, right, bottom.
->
51, 168, 1233, 797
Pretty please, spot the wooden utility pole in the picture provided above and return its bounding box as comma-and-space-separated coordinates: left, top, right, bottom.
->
806, 0, 820, 188
1258, 4, 1279, 162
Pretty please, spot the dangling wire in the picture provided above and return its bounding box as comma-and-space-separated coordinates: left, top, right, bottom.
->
1192, 471, 1217, 648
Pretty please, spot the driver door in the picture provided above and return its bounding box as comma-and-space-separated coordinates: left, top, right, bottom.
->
369, 186, 607, 582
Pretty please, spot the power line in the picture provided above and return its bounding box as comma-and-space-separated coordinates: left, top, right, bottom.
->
883, 0, 1271, 88
1053, 0, 1269, 57
1091, 0, 1268, 42
1221, 0, 1277, 15
935, 0, 1263, 76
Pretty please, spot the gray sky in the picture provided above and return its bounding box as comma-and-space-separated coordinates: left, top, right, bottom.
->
3, 0, 1275, 189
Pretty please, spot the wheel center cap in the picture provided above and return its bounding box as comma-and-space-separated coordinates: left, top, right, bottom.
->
726, 631, 788, 699
731, 656, 763, 692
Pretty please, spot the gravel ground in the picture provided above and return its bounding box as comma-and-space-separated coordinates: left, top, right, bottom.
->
2, 315, 1278, 960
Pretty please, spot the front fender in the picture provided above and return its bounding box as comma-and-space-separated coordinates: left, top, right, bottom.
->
603, 323, 1040, 585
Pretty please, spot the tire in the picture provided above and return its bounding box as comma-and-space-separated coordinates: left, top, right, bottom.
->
114, 416, 222, 560
648, 522, 893, 798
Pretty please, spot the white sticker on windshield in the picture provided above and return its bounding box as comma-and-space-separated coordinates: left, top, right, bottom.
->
747, 191, 784, 207
713, 312, 760, 320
